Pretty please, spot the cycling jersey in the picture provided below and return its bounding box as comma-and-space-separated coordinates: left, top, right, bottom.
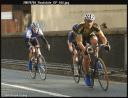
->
68, 31, 76, 43
24, 27, 44, 40
68, 31, 79, 50
74, 22, 101, 45
24, 26, 44, 48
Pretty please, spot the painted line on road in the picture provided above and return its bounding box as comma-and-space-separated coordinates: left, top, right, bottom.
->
2, 82, 71, 97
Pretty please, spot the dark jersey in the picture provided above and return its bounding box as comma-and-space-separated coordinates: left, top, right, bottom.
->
75, 22, 101, 45
68, 31, 75, 43
67, 31, 78, 49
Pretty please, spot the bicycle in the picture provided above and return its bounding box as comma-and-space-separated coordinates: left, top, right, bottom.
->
29, 45, 47, 80
71, 42, 109, 91
86, 43, 109, 91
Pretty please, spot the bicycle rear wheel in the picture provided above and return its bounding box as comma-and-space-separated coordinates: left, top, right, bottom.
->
97, 58, 109, 91
38, 55, 47, 80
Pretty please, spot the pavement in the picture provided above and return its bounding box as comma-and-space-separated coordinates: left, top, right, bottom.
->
1, 59, 127, 83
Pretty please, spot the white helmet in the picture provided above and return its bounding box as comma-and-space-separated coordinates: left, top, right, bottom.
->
31, 22, 40, 30
84, 13, 95, 21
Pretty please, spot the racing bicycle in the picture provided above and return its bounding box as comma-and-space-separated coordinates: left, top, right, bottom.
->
29, 45, 47, 80
71, 43, 110, 91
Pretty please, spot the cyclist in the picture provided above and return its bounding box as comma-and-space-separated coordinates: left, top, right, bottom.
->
24, 22, 50, 71
67, 24, 79, 75
74, 13, 110, 86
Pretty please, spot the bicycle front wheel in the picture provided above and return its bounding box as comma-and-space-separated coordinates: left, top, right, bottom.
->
30, 63, 37, 79
72, 63, 81, 83
97, 58, 109, 91
38, 55, 47, 80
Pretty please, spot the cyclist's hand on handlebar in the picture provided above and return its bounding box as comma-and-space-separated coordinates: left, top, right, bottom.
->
104, 41, 111, 52
104, 45, 111, 52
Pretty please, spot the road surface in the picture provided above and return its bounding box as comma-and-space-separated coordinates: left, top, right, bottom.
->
1, 68, 127, 97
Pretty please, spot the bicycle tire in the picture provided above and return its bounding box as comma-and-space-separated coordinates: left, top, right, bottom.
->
30, 62, 37, 79
97, 58, 109, 91
72, 63, 81, 83
38, 55, 47, 80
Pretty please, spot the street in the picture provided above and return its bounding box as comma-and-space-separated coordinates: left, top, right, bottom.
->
1, 68, 127, 97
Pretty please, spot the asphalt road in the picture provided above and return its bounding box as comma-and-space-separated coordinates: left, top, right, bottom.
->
1, 68, 127, 97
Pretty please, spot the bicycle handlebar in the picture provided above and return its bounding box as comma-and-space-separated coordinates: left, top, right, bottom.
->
86, 43, 110, 54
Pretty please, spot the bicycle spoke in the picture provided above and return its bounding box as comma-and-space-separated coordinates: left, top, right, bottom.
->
30, 63, 37, 79
38, 56, 47, 80
97, 58, 109, 91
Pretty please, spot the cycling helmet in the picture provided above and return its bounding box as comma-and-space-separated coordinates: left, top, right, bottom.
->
31, 22, 40, 30
84, 13, 95, 21
72, 24, 79, 33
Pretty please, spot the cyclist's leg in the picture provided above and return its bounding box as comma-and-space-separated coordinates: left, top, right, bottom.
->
73, 49, 78, 63
84, 35, 99, 86
90, 35, 99, 57
67, 41, 74, 64
83, 35, 98, 86
73, 42, 79, 63
28, 46, 34, 71
33, 38, 40, 53
82, 54, 90, 75
27, 43, 34, 71
25, 38, 32, 71
82, 54, 92, 86
33, 38, 43, 67
28, 38, 38, 71
73, 48, 79, 75
67, 40, 78, 75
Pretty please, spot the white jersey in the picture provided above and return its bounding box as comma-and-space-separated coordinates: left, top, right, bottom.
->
25, 27, 44, 39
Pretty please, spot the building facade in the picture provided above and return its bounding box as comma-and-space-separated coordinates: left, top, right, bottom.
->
31, 5, 127, 32
1, 5, 31, 35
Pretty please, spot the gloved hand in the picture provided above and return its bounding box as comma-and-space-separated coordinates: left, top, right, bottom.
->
104, 45, 110, 52
104, 41, 111, 52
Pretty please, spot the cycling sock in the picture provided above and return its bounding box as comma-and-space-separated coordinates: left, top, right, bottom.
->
84, 74, 91, 86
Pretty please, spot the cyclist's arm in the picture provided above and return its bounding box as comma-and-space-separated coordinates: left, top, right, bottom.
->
97, 30, 111, 51
41, 35, 49, 45
75, 34, 86, 52
38, 28, 49, 45
25, 30, 32, 46
67, 40, 73, 52
97, 30, 108, 45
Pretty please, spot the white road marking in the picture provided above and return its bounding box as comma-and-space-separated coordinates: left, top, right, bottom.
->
2, 82, 71, 97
